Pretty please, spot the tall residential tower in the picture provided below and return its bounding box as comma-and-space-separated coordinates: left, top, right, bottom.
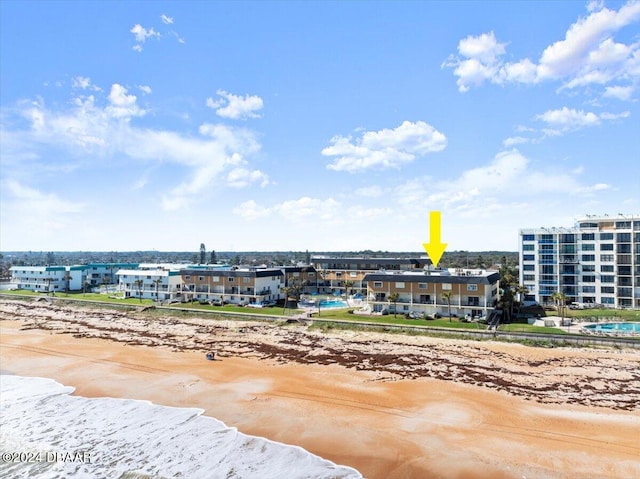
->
519, 215, 639, 308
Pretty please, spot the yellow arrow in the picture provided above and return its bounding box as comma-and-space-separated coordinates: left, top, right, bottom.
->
422, 211, 448, 268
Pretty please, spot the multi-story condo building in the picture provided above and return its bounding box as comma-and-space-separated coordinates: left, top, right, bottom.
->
84, 263, 139, 288
179, 268, 284, 306
519, 215, 640, 308
311, 256, 428, 296
364, 268, 500, 317
116, 267, 183, 301
10, 265, 84, 293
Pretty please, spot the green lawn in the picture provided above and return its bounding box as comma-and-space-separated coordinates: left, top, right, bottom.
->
564, 308, 640, 321
0, 289, 627, 336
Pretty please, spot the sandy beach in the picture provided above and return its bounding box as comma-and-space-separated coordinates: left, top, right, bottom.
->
1, 298, 639, 478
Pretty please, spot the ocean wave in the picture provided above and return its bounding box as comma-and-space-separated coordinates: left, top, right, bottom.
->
0, 375, 362, 479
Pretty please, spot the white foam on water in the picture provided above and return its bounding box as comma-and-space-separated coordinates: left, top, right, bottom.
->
0, 375, 362, 479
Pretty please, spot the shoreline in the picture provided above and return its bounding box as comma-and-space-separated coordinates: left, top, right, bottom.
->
1, 300, 640, 478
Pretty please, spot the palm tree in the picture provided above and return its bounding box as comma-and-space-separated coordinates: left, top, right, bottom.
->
442, 290, 453, 322
44, 277, 53, 296
62, 272, 72, 296
153, 278, 163, 303
83, 280, 91, 297
551, 291, 568, 323
388, 292, 400, 318
134, 279, 144, 303
102, 277, 110, 295
514, 285, 529, 314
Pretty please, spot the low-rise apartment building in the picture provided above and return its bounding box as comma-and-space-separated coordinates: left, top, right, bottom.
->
10, 265, 85, 293
311, 256, 428, 296
116, 268, 183, 301
364, 269, 500, 317
179, 268, 284, 305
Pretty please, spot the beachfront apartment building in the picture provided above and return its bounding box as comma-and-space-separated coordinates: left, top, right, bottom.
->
116, 268, 184, 301
179, 268, 284, 306
519, 215, 640, 308
364, 269, 500, 317
10, 265, 85, 293
84, 263, 139, 288
311, 256, 428, 297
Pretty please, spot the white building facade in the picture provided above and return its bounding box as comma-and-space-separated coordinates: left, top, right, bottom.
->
519, 215, 640, 308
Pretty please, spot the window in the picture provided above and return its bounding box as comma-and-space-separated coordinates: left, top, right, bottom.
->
601, 297, 615, 304
523, 264, 535, 271
467, 284, 478, 291
523, 244, 534, 251
523, 274, 535, 281
581, 275, 595, 283
615, 221, 631, 229
243, 277, 250, 283
617, 244, 631, 253
395, 282, 405, 288
336, 272, 342, 278
293, 272, 300, 277
373, 281, 382, 288
600, 232, 614, 240
617, 233, 631, 242
350, 272, 357, 277
600, 254, 614, 262
601, 286, 615, 294
185, 275, 191, 280
600, 243, 613, 251
600, 265, 614, 272
581, 233, 595, 241
442, 283, 452, 290
582, 286, 596, 293
418, 283, 427, 289
523, 254, 535, 261
228, 277, 234, 282
198, 276, 204, 281
581, 254, 595, 262
522, 234, 534, 241
582, 265, 595, 272
581, 244, 595, 251
213, 276, 220, 282
601, 275, 614, 283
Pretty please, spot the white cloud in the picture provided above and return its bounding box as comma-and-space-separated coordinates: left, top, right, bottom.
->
233, 196, 341, 221
1, 180, 85, 240
160, 14, 174, 25
138, 85, 152, 95
71, 76, 101, 91
535, 106, 630, 134
226, 168, 270, 188
603, 84, 634, 99
206, 90, 264, 120
233, 200, 271, 220
502, 136, 530, 147
445, 1, 640, 96
322, 120, 447, 173
130, 24, 160, 51
2, 85, 263, 212
106, 84, 146, 118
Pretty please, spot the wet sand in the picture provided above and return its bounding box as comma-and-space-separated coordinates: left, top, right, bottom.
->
1, 299, 639, 478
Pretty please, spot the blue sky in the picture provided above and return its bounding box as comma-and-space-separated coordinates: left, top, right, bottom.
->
1, 1, 639, 253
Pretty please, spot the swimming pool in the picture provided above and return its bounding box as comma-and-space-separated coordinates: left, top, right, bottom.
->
318, 299, 348, 308
298, 298, 349, 309
583, 322, 640, 334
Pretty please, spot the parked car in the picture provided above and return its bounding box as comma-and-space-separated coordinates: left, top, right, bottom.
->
406, 311, 423, 319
